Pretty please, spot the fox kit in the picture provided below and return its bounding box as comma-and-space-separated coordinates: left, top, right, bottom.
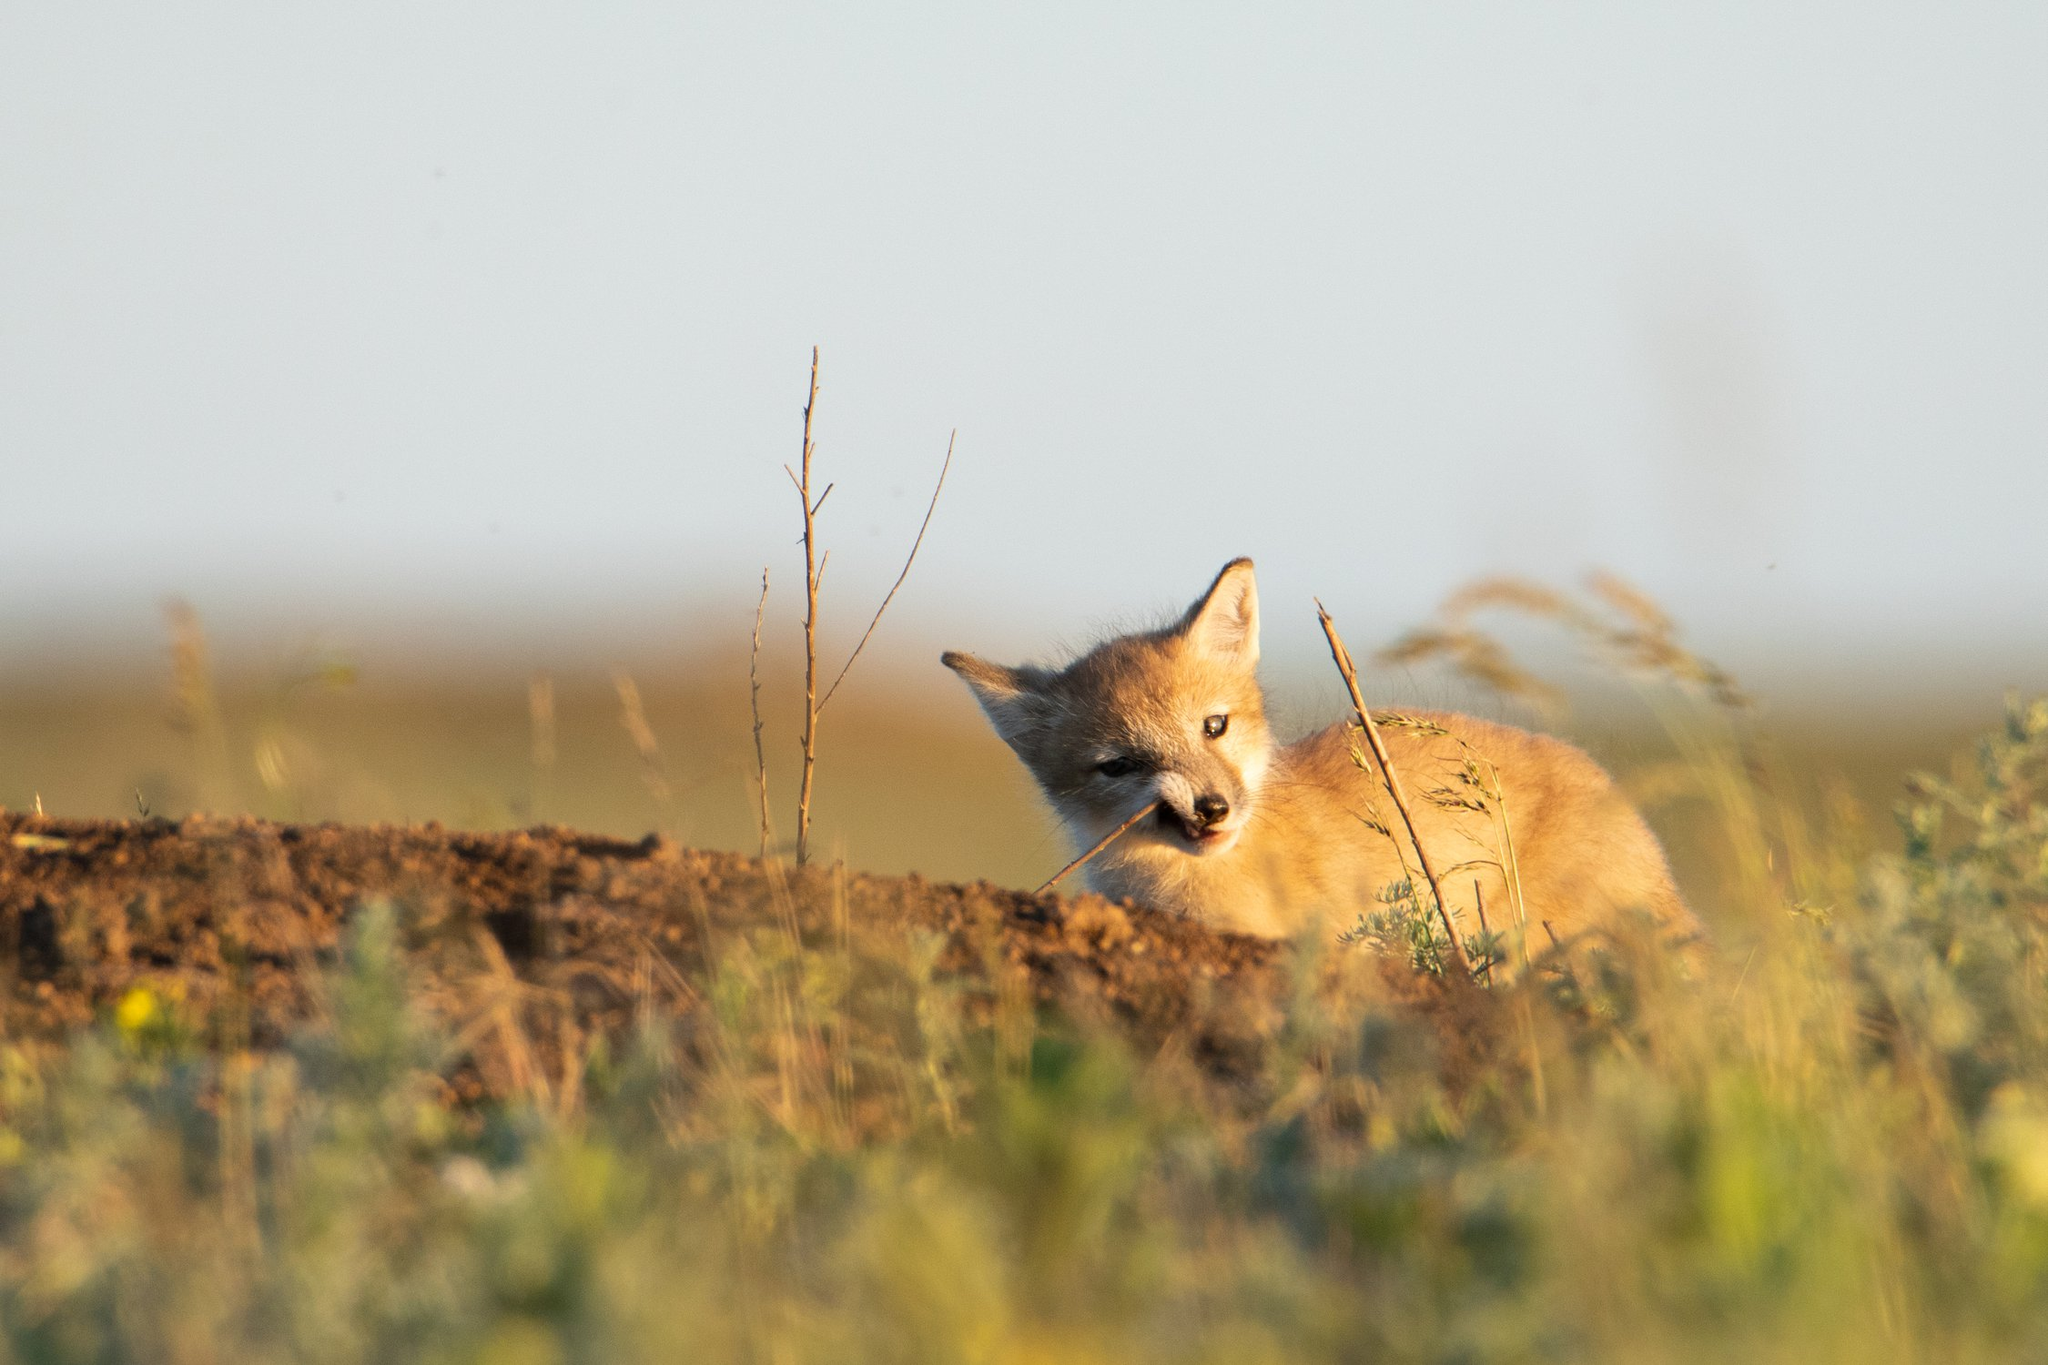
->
943, 559, 1698, 956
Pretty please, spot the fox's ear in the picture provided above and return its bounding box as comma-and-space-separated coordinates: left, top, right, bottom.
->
942, 651, 1050, 754
1178, 557, 1259, 667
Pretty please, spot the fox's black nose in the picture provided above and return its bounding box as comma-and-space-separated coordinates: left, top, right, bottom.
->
1193, 794, 1230, 827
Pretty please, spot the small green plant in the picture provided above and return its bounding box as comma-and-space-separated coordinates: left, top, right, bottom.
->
1338, 883, 1507, 982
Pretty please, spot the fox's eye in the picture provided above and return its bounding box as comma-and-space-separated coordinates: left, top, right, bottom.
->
1096, 756, 1141, 778
1203, 714, 1228, 739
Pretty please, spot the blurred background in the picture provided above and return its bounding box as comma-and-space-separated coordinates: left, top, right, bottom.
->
2, 5, 2043, 901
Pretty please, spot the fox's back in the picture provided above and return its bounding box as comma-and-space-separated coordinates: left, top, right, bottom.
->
1262, 712, 1697, 950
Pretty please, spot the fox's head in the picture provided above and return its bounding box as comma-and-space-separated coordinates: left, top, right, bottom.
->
943, 558, 1274, 861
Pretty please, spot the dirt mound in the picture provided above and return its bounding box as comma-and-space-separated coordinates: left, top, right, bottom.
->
2, 812, 1478, 1099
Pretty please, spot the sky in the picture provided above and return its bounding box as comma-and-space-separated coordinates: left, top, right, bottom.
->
2, 4, 2045, 705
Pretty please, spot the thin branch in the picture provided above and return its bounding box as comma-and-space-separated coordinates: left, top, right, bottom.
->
1316, 599, 1470, 977
750, 567, 773, 859
818, 429, 955, 713
1036, 800, 1160, 895
809, 482, 835, 518
795, 347, 822, 865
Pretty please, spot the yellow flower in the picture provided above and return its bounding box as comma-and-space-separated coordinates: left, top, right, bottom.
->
116, 986, 161, 1038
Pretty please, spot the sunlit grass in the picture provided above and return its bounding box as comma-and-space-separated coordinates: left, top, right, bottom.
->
2, 691, 2047, 1361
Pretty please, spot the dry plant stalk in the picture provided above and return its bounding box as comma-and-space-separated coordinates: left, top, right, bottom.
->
1037, 800, 1161, 895
818, 430, 955, 712
1380, 570, 1748, 711
749, 567, 773, 858
791, 348, 825, 863
781, 346, 954, 865
1391, 717, 1534, 971
1315, 599, 1470, 976
1477, 758, 1531, 966
446, 927, 558, 1106
611, 670, 675, 823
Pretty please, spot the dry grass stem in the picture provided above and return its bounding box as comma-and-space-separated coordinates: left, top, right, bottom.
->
611, 670, 675, 823
1315, 599, 1470, 976
818, 429, 956, 713
1491, 775, 1531, 963
1382, 571, 1747, 711
1037, 800, 1161, 895
794, 347, 822, 864
749, 567, 773, 858
780, 348, 954, 864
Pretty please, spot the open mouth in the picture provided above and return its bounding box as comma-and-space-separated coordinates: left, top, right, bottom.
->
1157, 806, 1236, 853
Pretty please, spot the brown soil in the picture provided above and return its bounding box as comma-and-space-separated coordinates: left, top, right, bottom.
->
0, 811, 1486, 1101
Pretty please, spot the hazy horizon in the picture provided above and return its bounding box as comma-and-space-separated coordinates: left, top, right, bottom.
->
4, 5, 2044, 708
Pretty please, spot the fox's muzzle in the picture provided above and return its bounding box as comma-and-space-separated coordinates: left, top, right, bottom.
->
1150, 772, 1244, 853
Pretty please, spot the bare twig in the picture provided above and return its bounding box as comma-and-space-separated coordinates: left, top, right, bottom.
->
781, 348, 953, 863
1316, 599, 1470, 976
750, 567, 773, 859
819, 429, 955, 713
1037, 800, 1160, 895
795, 347, 822, 865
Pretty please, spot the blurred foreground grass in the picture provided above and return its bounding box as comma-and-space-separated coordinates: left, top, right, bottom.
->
4, 692, 2048, 1361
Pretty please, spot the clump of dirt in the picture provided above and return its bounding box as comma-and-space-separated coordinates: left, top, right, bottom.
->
0, 811, 1490, 1101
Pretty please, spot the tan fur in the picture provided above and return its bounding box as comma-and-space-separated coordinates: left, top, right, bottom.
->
945, 559, 1701, 958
